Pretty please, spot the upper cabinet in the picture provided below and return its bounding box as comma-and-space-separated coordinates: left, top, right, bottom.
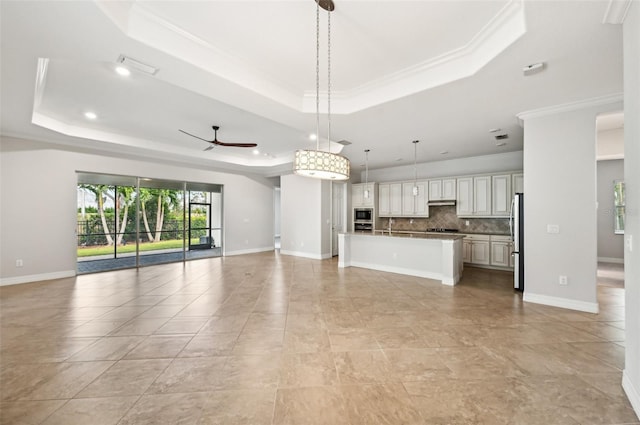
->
491, 175, 511, 217
457, 176, 491, 216
352, 183, 376, 208
378, 181, 426, 217
512, 173, 524, 194
428, 178, 456, 201
456, 177, 474, 216
402, 181, 428, 216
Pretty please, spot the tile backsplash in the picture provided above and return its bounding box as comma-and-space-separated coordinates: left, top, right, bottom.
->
375, 205, 510, 234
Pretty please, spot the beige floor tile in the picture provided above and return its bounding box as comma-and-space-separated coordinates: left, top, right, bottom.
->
282, 328, 331, 353
154, 317, 208, 334
216, 353, 281, 390
67, 336, 144, 361
384, 348, 452, 381
77, 358, 171, 397
196, 389, 276, 425
232, 330, 284, 354
273, 386, 350, 425
118, 392, 208, 425
146, 356, 228, 394
333, 350, 394, 384
279, 352, 339, 388
110, 317, 170, 336
178, 333, 237, 357
328, 328, 379, 351
198, 314, 249, 334
0, 400, 66, 425
340, 383, 423, 425
124, 334, 193, 359
40, 396, 138, 425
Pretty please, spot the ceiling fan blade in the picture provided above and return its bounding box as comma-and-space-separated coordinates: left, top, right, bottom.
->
179, 129, 212, 143
203, 145, 215, 151
211, 140, 258, 148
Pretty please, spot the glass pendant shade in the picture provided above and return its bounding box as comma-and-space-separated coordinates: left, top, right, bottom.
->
294, 149, 350, 180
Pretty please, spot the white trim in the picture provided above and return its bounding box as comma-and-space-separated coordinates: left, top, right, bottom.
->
279, 250, 326, 260
603, 0, 633, 24
597, 153, 625, 161
523, 292, 599, 313
223, 246, 273, 257
598, 256, 625, 264
349, 260, 443, 282
0, 270, 76, 287
516, 93, 624, 124
623, 371, 640, 418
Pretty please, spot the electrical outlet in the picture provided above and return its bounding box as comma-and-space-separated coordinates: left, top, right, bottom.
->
15, 259, 23, 267
465, 220, 470, 226
559, 275, 568, 285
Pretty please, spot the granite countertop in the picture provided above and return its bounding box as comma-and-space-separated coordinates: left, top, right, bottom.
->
461, 231, 510, 236
351, 231, 465, 240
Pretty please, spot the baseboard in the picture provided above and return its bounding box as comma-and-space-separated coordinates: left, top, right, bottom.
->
623, 371, 640, 419
0, 270, 76, 286
280, 250, 326, 260
598, 256, 624, 264
349, 260, 443, 282
224, 246, 274, 256
523, 292, 599, 313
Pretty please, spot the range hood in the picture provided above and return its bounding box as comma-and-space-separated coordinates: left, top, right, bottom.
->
428, 200, 456, 206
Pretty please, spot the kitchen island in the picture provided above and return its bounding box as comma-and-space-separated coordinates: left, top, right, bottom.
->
338, 232, 464, 285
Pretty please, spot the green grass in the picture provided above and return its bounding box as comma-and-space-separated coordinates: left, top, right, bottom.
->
77, 239, 201, 257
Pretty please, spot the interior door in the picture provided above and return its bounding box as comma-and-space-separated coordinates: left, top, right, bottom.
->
332, 182, 345, 256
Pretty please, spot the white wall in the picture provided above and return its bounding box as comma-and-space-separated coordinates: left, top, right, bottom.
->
280, 174, 331, 259
521, 98, 623, 313
597, 128, 625, 159
0, 136, 275, 284
361, 151, 523, 183
623, 0, 640, 416
597, 159, 624, 262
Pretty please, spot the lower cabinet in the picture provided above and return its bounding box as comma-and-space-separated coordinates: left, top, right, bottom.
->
463, 234, 513, 269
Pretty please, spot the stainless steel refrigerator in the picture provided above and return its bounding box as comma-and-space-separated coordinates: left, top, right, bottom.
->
510, 193, 524, 291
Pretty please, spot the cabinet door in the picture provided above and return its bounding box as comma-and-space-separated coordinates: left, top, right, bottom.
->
389, 183, 403, 216
490, 241, 511, 267
442, 178, 456, 200
463, 240, 472, 263
457, 177, 473, 216
473, 176, 492, 216
352, 184, 364, 207
414, 181, 428, 216
378, 184, 390, 216
512, 173, 524, 194
492, 175, 511, 216
428, 180, 442, 201
402, 182, 416, 215
471, 241, 490, 265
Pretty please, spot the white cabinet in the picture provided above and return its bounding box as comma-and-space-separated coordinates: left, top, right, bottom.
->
379, 182, 426, 217
402, 181, 428, 216
491, 175, 511, 217
462, 238, 472, 263
464, 234, 490, 265
456, 178, 474, 216
512, 173, 524, 194
490, 235, 512, 268
352, 183, 376, 208
457, 176, 491, 216
428, 178, 456, 201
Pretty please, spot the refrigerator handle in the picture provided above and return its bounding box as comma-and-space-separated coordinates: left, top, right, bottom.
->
509, 197, 515, 240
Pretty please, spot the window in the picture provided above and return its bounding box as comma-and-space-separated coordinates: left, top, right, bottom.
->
614, 180, 625, 234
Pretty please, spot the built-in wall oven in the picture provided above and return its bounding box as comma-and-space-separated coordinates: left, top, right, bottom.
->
353, 208, 373, 232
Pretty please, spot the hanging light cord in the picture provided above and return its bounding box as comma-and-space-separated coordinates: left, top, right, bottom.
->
327, 6, 331, 153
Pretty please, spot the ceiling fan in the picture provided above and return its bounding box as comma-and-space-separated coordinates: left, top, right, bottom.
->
179, 125, 257, 151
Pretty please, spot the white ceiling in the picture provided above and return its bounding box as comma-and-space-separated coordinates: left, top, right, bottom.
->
0, 0, 625, 176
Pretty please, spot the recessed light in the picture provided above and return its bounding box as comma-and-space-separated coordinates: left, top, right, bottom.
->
489, 128, 502, 133
395, 158, 403, 162
117, 55, 158, 75
84, 111, 97, 120
440, 150, 449, 155
115, 66, 130, 77
309, 134, 317, 141
253, 149, 260, 155
496, 142, 507, 147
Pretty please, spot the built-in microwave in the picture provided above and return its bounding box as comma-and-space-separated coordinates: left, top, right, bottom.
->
354, 208, 373, 222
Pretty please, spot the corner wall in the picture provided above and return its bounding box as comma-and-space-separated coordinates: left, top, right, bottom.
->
520, 97, 623, 313
0, 137, 276, 284
623, 0, 640, 416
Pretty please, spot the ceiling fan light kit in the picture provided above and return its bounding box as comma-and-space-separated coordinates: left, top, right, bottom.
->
294, 0, 350, 181
179, 125, 257, 150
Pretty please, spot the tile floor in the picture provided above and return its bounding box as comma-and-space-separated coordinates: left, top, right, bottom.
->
1, 253, 637, 425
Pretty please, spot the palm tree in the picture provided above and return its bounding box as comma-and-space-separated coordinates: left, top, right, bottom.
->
79, 184, 114, 246
115, 187, 134, 245
138, 188, 155, 242
138, 188, 181, 242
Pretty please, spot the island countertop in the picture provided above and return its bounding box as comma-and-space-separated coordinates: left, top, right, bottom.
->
359, 230, 465, 240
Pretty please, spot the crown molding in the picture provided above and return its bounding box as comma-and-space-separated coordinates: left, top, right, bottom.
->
603, 0, 632, 24
516, 93, 624, 125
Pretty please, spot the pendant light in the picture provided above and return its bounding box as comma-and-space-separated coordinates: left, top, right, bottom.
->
363, 149, 370, 198
412, 140, 419, 196
293, 0, 350, 181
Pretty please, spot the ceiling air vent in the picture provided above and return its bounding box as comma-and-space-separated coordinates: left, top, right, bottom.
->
337, 140, 352, 146
117, 55, 158, 75
495, 134, 509, 140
